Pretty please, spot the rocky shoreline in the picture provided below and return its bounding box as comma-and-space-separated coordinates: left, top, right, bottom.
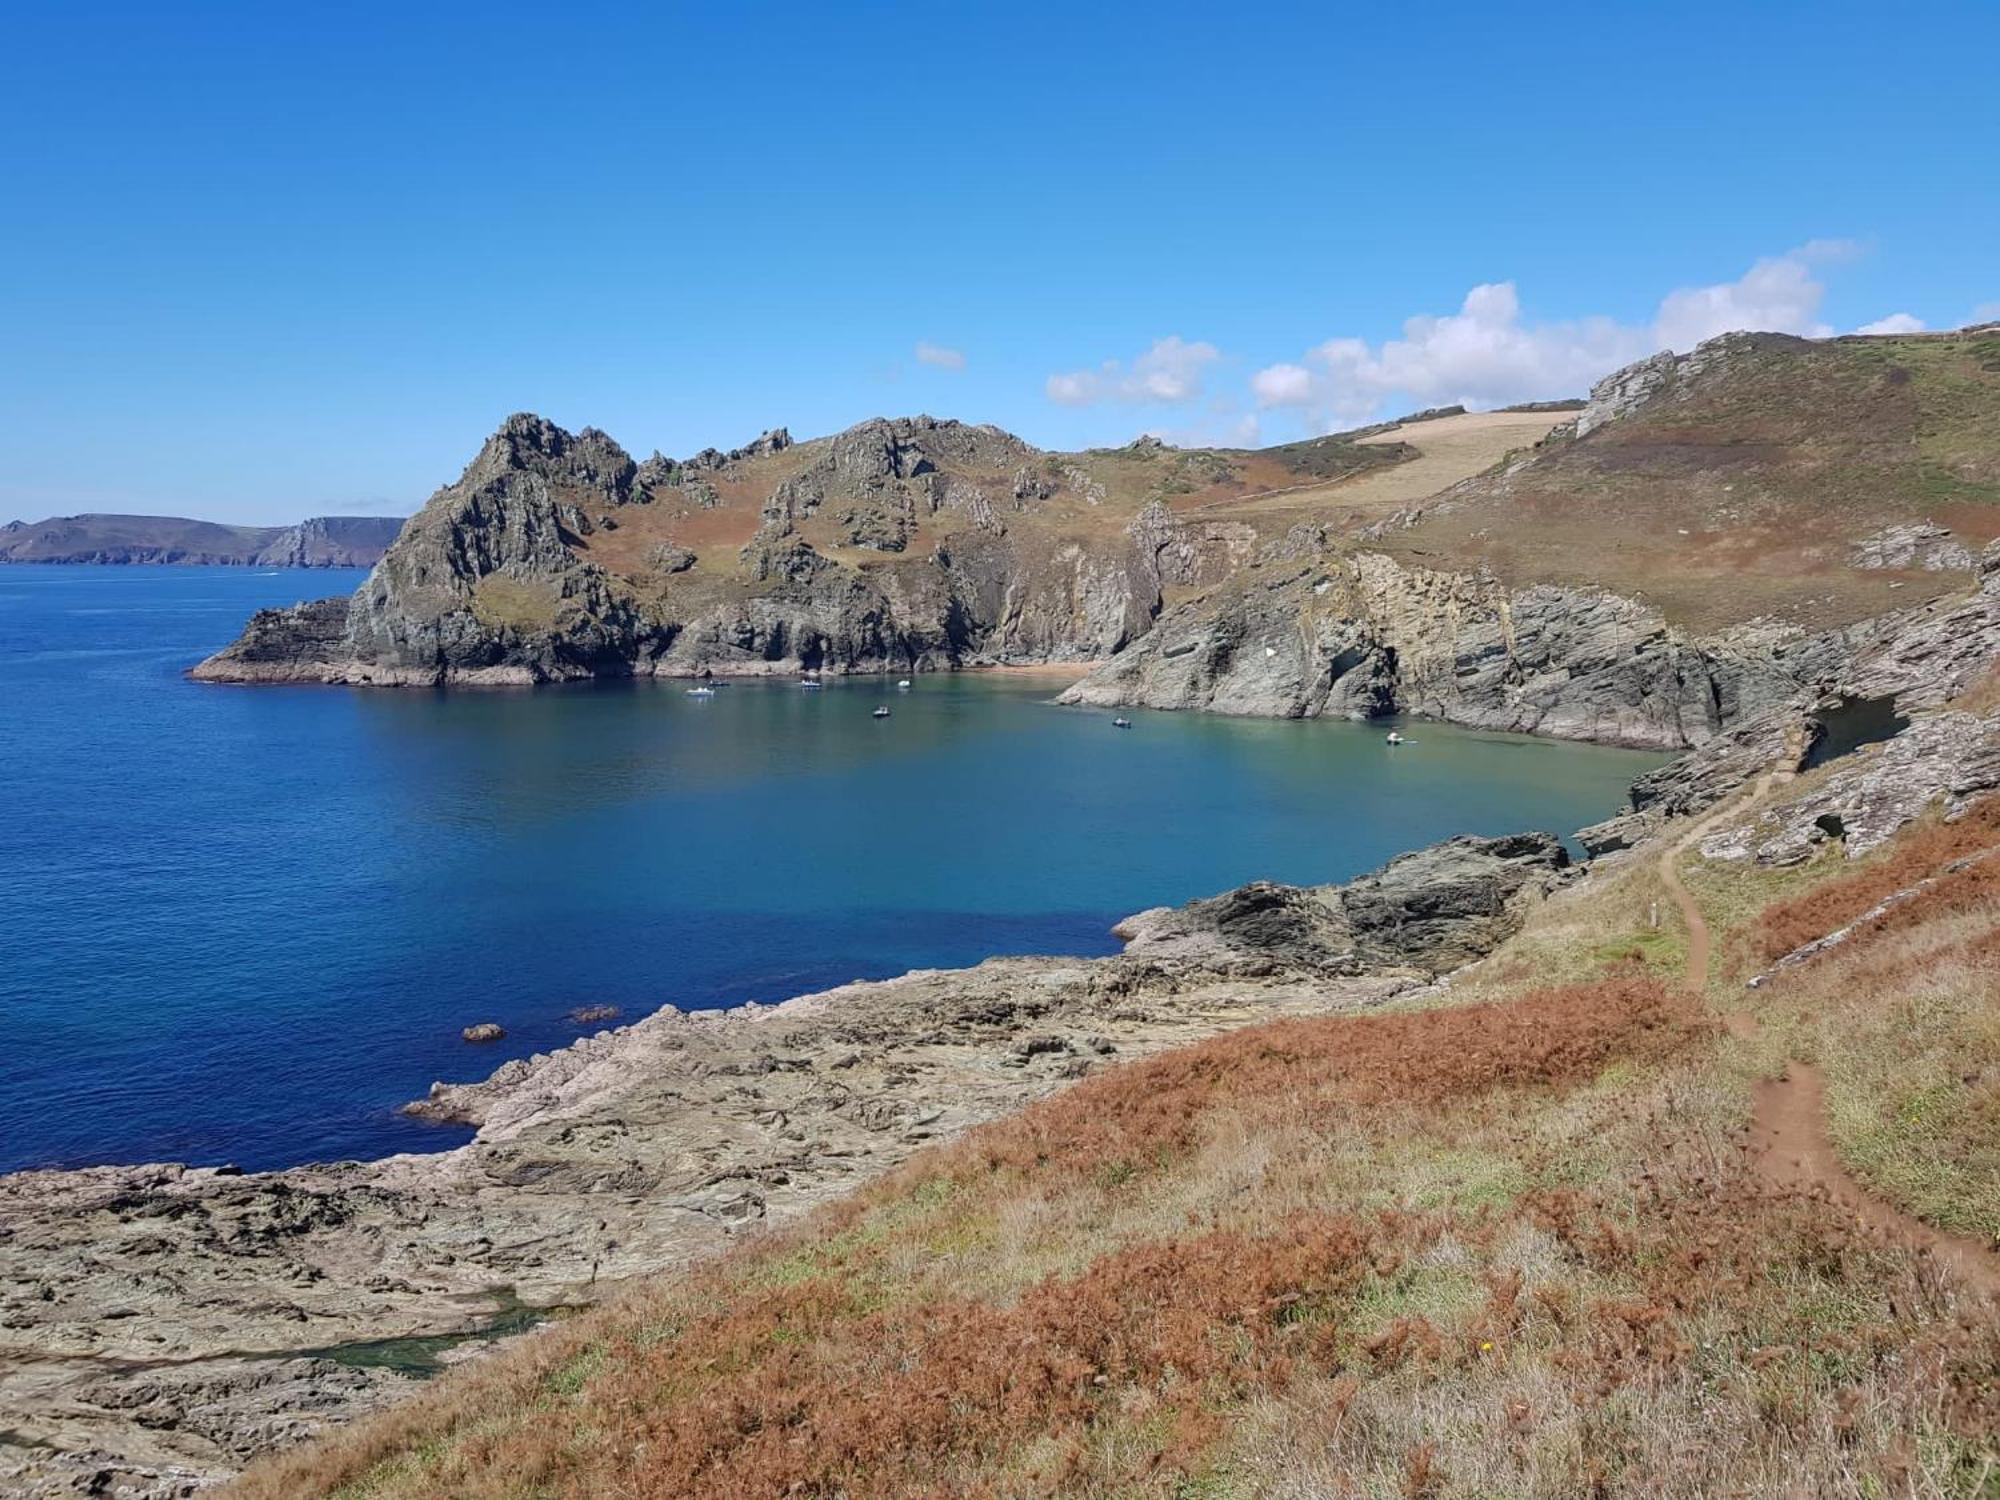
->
0, 835, 1576, 1497
10, 573, 1999, 1493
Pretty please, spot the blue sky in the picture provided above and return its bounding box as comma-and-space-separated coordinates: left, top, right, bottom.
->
2, 1, 1995, 523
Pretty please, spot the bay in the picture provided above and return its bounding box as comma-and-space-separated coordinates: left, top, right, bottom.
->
0, 566, 1663, 1173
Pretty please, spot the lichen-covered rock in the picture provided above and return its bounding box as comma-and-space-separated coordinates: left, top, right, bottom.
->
1850, 521, 1976, 573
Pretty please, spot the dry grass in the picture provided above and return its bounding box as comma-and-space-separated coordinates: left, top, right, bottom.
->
1953, 665, 2000, 718
1180, 411, 1564, 535
1374, 330, 2000, 632
231, 808, 2000, 1500
1747, 800, 2000, 966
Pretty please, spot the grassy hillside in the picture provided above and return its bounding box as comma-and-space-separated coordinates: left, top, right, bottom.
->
234, 762, 1999, 1496
572, 425, 1432, 590
1368, 329, 2000, 632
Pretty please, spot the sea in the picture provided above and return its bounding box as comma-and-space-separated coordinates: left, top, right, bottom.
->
0, 565, 1665, 1173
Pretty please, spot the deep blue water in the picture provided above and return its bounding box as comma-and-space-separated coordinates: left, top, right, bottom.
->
0, 566, 1664, 1174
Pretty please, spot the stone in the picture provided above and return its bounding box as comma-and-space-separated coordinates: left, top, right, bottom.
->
1059, 545, 1847, 750
461, 1023, 506, 1043
1700, 710, 2000, 864
1850, 522, 1975, 573
1114, 832, 1573, 976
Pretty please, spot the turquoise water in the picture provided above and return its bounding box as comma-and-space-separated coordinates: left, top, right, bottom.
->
0, 566, 1664, 1173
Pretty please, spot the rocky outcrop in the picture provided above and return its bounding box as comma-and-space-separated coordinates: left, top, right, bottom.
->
1113, 833, 1574, 974
1699, 709, 2000, 865
0, 831, 1558, 1494
0, 513, 403, 567
188, 596, 354, 681
194, 414, 1166, 686
1058, 539, 1854, 749
1573, 332, 1792, 440
1578, 549, 2000, 857
1850, 522, 1975, 573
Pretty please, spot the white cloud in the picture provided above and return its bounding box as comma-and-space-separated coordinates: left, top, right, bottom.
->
914, 341, 966, 371
1251, 281, 1648, 429
1250, 363, 1314, 407
1248, 243, 1879, 432
1651, 242, 1849, 352
1046, 336, 1220, 406
1853, 313, 1926, 335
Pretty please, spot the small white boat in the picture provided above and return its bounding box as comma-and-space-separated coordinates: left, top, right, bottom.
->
800, 679, 822, 691
1113, 717, 1132, 729
1385, 730, 1405, 745
686, 685, 716, 698
897, 678, 912, 691
873, 705, 892, 719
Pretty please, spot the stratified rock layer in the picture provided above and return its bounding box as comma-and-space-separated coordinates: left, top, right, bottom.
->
1057, 539, 1855, 749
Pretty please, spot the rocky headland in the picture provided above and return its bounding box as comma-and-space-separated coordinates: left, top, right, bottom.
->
190, 329, 1997, 763
0, 514, 405, 568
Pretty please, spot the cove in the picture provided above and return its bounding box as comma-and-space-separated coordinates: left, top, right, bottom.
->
0, 566, 1665, 1174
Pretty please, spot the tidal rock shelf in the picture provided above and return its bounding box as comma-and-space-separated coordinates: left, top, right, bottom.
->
0, 833, 1575, 1496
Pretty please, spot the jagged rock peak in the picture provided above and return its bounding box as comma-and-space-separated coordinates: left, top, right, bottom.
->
459, 414, 636, 498
832, 414, 1037, 455
685, 427, 794, 470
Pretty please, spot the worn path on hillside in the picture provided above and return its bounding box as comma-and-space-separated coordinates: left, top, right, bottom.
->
1659, 743, 2000, 1301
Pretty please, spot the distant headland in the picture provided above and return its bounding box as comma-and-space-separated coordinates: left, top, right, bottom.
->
0, 512, 404, 567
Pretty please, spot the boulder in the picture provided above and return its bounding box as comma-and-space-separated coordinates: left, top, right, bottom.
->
1115, 832, 1573, 976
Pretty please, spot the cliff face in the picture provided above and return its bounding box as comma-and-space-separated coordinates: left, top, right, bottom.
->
0, 513, 403, 566
193, 329, 1999, 751
250, 516, 405, 568
1055, 535, 1861, 749
194, 415, 1187, 685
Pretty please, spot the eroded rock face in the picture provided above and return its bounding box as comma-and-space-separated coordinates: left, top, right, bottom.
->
1578, 558, 2000, 857
1850, 522, 1975, 573
1058, 542, 1850, 749
250, 517, 408, 569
